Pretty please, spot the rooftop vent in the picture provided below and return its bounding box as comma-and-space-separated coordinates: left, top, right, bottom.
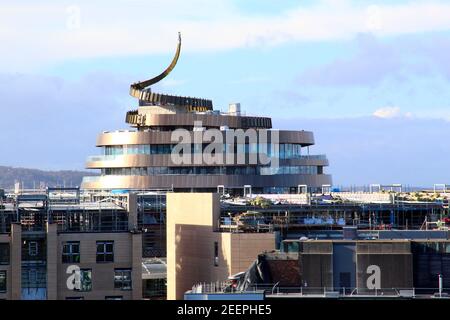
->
228, 103, 241, 116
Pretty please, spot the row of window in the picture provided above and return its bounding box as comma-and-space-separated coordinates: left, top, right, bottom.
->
69, 268, 132, 291
0, 268, 132, 294
101, 165, 322, 176
104, 143, 303, 159
62, 241, 114, 263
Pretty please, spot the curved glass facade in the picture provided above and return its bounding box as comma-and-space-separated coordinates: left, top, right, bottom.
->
100, 165, 321, 176
104, 143, 304, 159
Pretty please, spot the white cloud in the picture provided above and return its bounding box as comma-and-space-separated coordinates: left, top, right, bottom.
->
2, 1, 450, 70
372, 106, 413, 119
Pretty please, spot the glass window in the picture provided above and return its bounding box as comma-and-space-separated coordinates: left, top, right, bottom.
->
267, 144, 273, 159
285, 144, 293, 159
114, 269, 132, 290
0, 271, 6, 292
96, 241, 114, 263
28, 241, 38, 256
62, 241, 80, 264
143, 278, 167, 299
78, 269, 92, 292
279, 144, 285, 159
293, 144, 301, 158
160, 167, 168, 174
445, 243, 450, 253
0, 244, 9, 265
106, 146, 123, 156
130, 145, 139, 155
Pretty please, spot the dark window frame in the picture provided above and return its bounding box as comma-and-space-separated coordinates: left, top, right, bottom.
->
28, 241, 38, 256
0, 244, 9, 265
114, 269, 132, 291
62, 241, 80, 264
96, 241, 114, 263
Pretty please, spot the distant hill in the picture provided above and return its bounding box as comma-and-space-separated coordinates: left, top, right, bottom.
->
0, 166, 98, 190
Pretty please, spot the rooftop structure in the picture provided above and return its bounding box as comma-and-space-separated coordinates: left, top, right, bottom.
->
208, 237, 450, 300
0, 186, 449, 299
156, 191, 450, 300
81, 33, 332, 194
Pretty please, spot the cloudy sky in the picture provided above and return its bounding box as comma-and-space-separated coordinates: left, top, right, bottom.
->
1, 0, 450, 186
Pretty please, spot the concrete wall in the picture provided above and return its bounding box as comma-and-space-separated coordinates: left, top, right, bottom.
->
167, 193, 275, 300
300, 242, 333, 289
10, 224, 21, 300
0, 224, 21, 300
0, 222, 141, 300
298, 240, 413, 292
47, 223, 58, 300
56, 231, 142, 300
356, 241, 413, 292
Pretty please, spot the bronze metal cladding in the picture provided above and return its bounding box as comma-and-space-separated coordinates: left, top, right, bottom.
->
127, 113, 272, 129
82, 174, 333, 190
95, 130, 315, 146
86, 155, 329, 169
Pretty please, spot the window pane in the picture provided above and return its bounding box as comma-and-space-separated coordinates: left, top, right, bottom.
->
80, 269, 92, 291
105, 253, 114, 262
114, 269, 132, 290
0, 271, 6, 292
106, 243, 113, 253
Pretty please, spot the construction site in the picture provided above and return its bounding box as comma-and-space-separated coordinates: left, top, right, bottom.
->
1, 184, 450, 299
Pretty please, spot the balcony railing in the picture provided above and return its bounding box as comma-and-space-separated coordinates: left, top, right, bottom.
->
86, 154, 327, 162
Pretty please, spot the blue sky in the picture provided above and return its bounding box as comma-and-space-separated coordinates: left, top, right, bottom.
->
1, 0, 450, 186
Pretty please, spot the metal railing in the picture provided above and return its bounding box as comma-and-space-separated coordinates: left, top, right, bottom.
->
188, 281, 450, 299
250, 284, 450, 298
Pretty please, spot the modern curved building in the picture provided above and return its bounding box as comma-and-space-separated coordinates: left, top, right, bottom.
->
81, 34, 332, 193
